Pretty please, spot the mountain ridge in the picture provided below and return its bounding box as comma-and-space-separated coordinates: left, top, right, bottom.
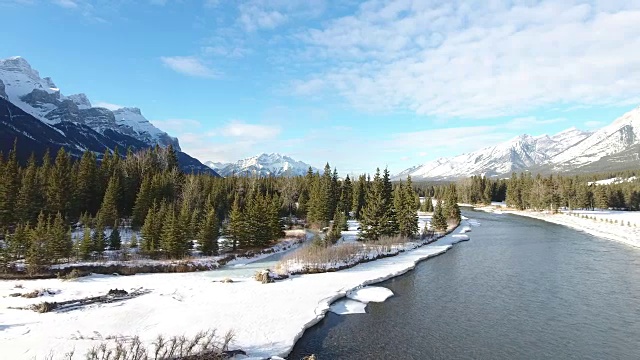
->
208, 153, 318, 177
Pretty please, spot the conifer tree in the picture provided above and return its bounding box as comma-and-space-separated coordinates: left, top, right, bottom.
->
352, 174, 367, 219
46, 148, 72, 216
109, 221, 122, 250
129, 233, 139, 249
431, 200, 448, 232
141, 202, 161, 254
361, 169, 387, 241
307, 176, 329, 228
74, 151, 98, 217
49, 212, 72, 262
0, 141, 19, 228
227, 196, 247, 251
340, 175, 353, 217
92, 218, 106, 256
98, 175, 120, 226
161, 205, 187, 258
79, 226, 93, 260
380, 168, 398, 236
7, 222, 28, 261
16, 154, 40, 224
132, 176, 153, 228
27, 212, 49, 273
198, 205, 219, 256
397, 178, 419, 238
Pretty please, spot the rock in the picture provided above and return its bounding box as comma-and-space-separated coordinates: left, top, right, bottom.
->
222, 349, 247, 358
221, 278, 234, 283
0, 79, 6, 99
107, 289, 128, 296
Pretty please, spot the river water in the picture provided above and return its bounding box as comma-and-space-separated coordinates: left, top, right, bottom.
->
289, 210, 640, 360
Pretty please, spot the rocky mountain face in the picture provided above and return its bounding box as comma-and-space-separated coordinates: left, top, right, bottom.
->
397, 107, 640, 180
0, 56, 215, 175
0, 56, 179, 149
208, 153, 317, 177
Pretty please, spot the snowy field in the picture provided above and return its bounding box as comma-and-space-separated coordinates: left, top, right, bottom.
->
477, 206, 640, 248
0, 226, 472, 360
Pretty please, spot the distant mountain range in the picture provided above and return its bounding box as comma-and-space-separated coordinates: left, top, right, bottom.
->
396, 106, 640, 180
207, 153, 318, 177
0, 56, 216, 174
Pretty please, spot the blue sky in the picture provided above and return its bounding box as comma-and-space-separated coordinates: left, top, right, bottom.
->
1, 0, 639, 174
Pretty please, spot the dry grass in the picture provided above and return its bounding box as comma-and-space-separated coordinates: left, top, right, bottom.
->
277, 236, 413, 274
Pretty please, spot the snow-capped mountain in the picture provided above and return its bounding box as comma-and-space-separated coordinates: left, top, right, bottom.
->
551, 106, 640, 170
396, 127, 592, 180
208, 153, 318, 177
0, 56, 216, 175
0, 56, 178, 149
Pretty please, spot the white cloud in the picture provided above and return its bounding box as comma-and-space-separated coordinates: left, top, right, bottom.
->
94, 101, 125, 111
160, 56, 219, 78
237, 0, 326, 32
220, 120, 281, 139
293, 1, 640, 118
52, 0, 77, 8
584, 120, 605, 129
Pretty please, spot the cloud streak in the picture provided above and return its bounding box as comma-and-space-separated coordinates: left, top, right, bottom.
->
292, 1, 640, 118
160, 56, 219, 78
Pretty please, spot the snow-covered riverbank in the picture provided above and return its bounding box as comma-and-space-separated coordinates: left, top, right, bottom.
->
0, 230, 471, 360
477, 206, 640, 248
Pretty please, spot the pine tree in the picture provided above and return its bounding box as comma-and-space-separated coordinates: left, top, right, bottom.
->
422, 196, 434, 212
109, 221, 122, 250
16, 154, 40, 224
73, 151, 98, 217
380, 168, 398, 237
352, 174, 367, 219
0, 141, 19, 228
307, 175, 329, 228
141, 202, 161, 254
129, 232, 139, 249
443, 184, 461, 224
49, 212, 72, 262
46, 148, 72, 216
397, 179, 419, 238
92, 218, 106, 257
341, 175, 353, 217
361, 169, 387, 241
431, 200, 448, 232
132, 176, 153, 228
26, 212, 50, 273
7, 222, 29, 261
227, 196, 248, 251
166, 144, 179, 171
198, 205, 219, 256
78, 226, 94, 260
327, 206, 346, 244
98, 175, 120, 226
161, 205, 187, 258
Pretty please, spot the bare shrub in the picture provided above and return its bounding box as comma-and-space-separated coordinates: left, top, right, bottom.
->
81, 329, 235, 360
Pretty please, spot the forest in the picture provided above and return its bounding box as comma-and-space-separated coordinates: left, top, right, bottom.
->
0, 142, 461, 274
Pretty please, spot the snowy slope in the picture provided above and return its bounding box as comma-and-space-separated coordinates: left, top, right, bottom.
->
209, 153, 318, 177
396, 128, 591, 180
551, 106, 640, 169
0, 56, 178, 149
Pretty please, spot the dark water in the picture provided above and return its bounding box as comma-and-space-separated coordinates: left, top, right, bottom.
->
289, 210, 640, 360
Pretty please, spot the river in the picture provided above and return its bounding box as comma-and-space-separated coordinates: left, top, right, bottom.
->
289, 209, 640, 360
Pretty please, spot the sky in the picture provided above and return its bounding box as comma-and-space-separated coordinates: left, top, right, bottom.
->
1, 0, 640, 175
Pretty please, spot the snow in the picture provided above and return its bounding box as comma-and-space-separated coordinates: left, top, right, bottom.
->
394, 127, 591, 180
587, 176, 638, 186
346, 286, 394, 303
480, 206, 640, 248
0, 229, 472, 360
210, 153, 318, 177
329, 299, 367, 315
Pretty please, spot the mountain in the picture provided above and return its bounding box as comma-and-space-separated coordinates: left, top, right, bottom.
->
396, 127, 592, 180
398, 106, 640, 180
0, 56, 216, 175
208, 153, 317, 177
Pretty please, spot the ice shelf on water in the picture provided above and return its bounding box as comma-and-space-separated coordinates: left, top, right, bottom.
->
347, 286, 394, 303
329, 299, 368, 315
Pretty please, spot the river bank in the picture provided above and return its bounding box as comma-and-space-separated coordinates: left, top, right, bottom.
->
0, 222, 470, 360
475, 205, 640, 248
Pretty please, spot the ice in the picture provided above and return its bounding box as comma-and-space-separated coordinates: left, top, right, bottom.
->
330, 299, 367, 315
451, 234, 470, 241
347, 286, 394, 303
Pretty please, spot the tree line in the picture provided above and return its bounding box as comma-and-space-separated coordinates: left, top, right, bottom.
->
0, 142, 462, 274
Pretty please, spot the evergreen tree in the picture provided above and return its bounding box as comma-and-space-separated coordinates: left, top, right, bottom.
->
98, 175, 121, 226
431, 200, 448, 232
443, 184, 461, 224
49, 212, 72, 262
79, 226, 93, 260
198, 205, 219, 256
380, 168, 398, 236
132, 176, 153, 228
7, 222, 29, 261
422, 196, 434, 212
360, 169, 388, 241
73, 151, 99, 217
16, 154, 40, 223
92, 218, 106, 256
227, 196, 248, 251
340, 175, 353, 217
141, 202, 161, 254
26, 212, 49, 273
307, 175, 329, 228
0, 141, 19, 228
46, 148, 72, 216
109, 221, 122, 250
397, 178, 419, 238
352, 174, 367, 219
129, 233, 139, 249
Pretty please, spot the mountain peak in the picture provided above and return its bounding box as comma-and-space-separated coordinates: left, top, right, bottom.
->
209, 153, 317, 177
0, 56, 40, 79
114, 107, 142, 115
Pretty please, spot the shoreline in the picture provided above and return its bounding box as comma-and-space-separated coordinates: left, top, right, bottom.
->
0, 223, 469, 360
475, 206, 640, 249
